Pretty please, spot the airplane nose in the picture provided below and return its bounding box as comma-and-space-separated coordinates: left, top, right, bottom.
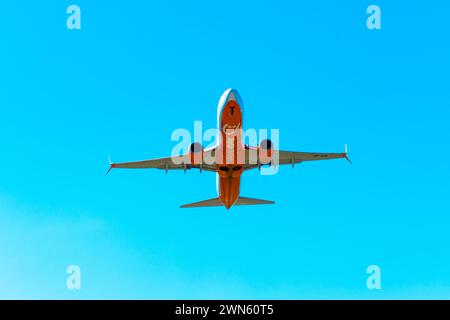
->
227, 89, 243, 105
220, 88, 244, 108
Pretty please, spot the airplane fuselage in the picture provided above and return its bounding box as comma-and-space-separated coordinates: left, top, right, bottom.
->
216, 89, 245, 209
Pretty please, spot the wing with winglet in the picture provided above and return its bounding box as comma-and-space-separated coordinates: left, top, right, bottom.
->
107, 147, 218, 175
244, 144, 351, 170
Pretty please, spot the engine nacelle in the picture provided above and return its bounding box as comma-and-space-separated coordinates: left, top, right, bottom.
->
189, 142, 204, 165
258, 139, 273, 165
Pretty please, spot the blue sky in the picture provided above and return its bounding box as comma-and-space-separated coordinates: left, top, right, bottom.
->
0, 1, 449, 299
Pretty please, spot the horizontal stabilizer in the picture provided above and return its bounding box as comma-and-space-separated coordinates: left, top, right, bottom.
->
180, 197, 274, 208
235, 197, 275, 206
180, 197, 223, 208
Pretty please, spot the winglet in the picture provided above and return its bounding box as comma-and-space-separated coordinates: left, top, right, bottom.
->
106, 155, 115, 175
343, 144, 352, 164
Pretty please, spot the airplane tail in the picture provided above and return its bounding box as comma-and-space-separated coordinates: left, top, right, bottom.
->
180, 197, 274, 208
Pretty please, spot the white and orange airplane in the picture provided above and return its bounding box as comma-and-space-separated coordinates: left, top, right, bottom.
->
108, 88, 350, 209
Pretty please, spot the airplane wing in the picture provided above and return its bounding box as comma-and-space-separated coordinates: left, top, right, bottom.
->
107, 148, 217, 174
277, 148, 351, 165
244, 145, 351, 170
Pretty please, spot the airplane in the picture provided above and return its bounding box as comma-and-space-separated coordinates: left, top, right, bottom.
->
107, 88, 351, 209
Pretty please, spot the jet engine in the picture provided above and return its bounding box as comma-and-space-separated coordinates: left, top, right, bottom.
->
258, 139, 273, 165
189, 142, 204, 165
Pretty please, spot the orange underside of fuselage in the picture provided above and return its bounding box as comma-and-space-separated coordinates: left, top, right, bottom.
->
216, 100, 244, 209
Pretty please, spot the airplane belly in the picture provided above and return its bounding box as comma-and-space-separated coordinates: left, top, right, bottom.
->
219, 176, 241, 209
216, 88, 245, 209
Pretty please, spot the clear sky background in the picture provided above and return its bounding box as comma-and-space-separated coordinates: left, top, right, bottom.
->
0, 1, 449, 299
